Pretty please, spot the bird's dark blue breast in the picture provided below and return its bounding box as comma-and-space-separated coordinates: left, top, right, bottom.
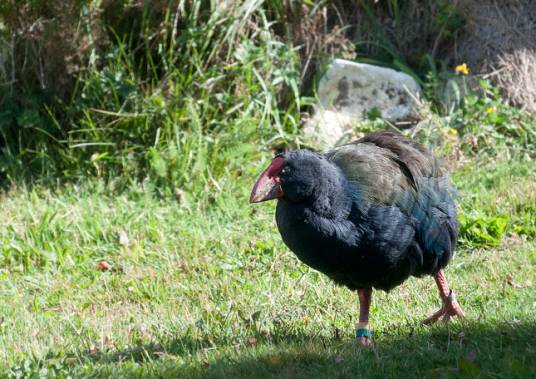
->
275, 200, 352, 273
275, 199, 420, 291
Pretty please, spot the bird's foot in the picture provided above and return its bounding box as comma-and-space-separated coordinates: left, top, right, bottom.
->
356, 328, 373, 347
356, 335, 373, 347
423, 290, 465, 325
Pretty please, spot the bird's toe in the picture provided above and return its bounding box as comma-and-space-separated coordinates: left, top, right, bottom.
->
422, 306, 446, 325
424, 296, 465, 325
445, 298, 465, 319
356, 336, 373, 347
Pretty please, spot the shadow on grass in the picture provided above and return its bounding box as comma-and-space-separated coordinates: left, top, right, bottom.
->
52, 319, 536, 378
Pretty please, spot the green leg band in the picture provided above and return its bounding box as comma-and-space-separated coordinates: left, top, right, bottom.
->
356, 328, 372, 338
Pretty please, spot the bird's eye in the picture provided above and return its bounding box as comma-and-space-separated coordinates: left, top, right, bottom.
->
280, 167, 290, 175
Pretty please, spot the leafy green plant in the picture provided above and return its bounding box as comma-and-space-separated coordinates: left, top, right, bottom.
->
451, 80, 536, 157
0, 1, 305, 194
458, 211, 508, 249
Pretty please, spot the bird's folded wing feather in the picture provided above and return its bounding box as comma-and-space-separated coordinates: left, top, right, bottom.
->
325, 131, 442, 207
326, 131, 458, 259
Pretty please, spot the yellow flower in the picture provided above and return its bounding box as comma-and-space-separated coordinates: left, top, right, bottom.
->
455, 63, 470, 76
485, 107, 497, 113
302, 316, 311, 323
442, 127, 458, 137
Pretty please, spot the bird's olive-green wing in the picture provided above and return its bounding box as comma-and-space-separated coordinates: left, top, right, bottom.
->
325, 131, 441, 208
356, 131, 441, 179
326, 142, 410, 207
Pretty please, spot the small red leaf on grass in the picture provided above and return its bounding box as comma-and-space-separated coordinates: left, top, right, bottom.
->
97, 261, 112, 271
247, 337, 257, 346
96, 260, 123, 273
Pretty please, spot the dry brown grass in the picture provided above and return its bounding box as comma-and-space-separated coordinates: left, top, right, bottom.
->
455, 0, 536, 111
0, 1, 106, 98
2, 0, 535, 109
0, 0, 174, 99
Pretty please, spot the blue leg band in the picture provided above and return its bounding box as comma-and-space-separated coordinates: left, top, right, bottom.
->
356, 328, 372, 338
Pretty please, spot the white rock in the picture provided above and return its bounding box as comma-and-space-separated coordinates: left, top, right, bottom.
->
319, 59, 422, 121
302, 110, 354, 147
304, 59, 423, 147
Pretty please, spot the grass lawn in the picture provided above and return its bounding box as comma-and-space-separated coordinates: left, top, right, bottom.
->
2, 2, 535, 378
0, 157, 535, 378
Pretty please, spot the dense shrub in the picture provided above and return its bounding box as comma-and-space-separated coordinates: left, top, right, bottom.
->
0, 1, 307, 188
0, 0, 534, 192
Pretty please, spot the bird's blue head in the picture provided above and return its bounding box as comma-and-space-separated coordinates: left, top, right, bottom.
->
250, 150, 343, 204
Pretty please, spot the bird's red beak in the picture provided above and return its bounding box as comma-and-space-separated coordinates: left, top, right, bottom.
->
250, 156, 285, 203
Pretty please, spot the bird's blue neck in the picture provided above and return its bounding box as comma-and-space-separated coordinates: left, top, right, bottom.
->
306, 164, 366, 221
276, 167, 367, 251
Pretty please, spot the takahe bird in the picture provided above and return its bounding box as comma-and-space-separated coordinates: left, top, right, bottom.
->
250, 131, 464, 346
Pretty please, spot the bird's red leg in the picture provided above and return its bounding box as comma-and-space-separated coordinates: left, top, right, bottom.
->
423, 269, 465, 324
356, 288, 373, 347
